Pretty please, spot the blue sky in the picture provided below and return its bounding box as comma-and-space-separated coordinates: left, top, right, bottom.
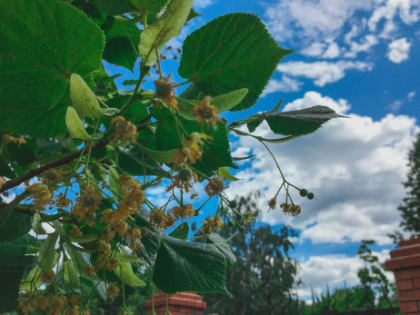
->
105, 0, 420, 302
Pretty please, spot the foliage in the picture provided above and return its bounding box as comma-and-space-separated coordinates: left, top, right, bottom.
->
0, 0, 341, 313
301, 240, 399, 315
389, 132, 420, 242
201, 193, 305, 315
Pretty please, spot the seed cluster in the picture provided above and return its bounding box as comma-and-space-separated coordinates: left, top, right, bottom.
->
19, 294, 80, 315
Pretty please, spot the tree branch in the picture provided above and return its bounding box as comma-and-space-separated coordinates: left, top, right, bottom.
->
0, 138, 108, 194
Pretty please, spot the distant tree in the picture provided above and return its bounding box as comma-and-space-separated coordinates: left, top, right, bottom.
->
200, 193, 305, 315
389, 132, 420, 242
306, 240, 399, 315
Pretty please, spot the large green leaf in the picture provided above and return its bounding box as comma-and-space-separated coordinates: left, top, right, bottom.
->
186, 121, 236, 176
94, 0, 136, 15
118, 145, 167, 176
0, 235, 36, 312
139, 0, 193, 65
135, 210, 162, 266
0, 0, 105, 137
169, 222, 189, 240
0, 210, 32, 242
253, 106, 344, 136
179, 13, 293, 111
207, 233, 236, 266
177, 88, 249, 120
153, 235, 231, 296
103, 16, 141, 70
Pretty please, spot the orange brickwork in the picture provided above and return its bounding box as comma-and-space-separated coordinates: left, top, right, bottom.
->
386, 238, 420, 315
143, 291, 207, 315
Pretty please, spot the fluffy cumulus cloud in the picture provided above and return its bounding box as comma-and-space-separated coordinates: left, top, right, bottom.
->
387, 37, 412, 63
264, 0, 420, 85
295, 250, 394, 299
265, 0, 373, 43
276, 61, 373, 86
262, 76, 303, 96
228, 91, 419, 246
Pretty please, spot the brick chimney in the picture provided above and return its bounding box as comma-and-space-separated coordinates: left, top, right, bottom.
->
143, 291, 207, 315
385, 238, 420, 315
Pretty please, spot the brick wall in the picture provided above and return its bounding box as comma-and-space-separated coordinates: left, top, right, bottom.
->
385, 238, 420, 315
143, 291, 207, 315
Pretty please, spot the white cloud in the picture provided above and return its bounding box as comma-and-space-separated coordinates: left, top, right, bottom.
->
322, 42, 341, 59
344, 34, 379, 58
276, 61, 373, 86
296, 250, 394, 300
193, 0, 215, 9
228, 91, 419, 246
301, 42, 327, 57
388, 90, 417, 112
262, 76, 302, 96
387, 37, 412, 63
368, 0, 420, 36
265, 0, 373, 43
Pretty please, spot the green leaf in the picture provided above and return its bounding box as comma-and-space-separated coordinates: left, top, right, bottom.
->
68, 234, 99, 244
63, 259, 81, 291
0, 156, 15, 178
64, 243, 98, 280
135, 209, 162, 266
179, 13, 293, 111
93, 0, 136, 15
0, 0, 105, 137
258, 105, 344, 136
178, 88, 249, 120
114, 262, 145, 287
130, 0, 170, 19
0, 236, 36, 311
206, 233, 236, 267
20, 265, 43, 292
155, 117, 182, 150
153, 235, 231, 296
38, 233, 59, 272
103, 16, 141, 70
139, 0, 194, 65
0, 210, 32, 242
115, 252, 140, 263
187, 8, 202, 21
186, 121, 236, 176
217, 167, 239, 181
169, 222, 189, 240
136, 143, 176, 164
118, 145, 167, 176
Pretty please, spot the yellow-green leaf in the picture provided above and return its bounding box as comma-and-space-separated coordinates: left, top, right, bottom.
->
65, 106, 92, 141
139, 0, 193, 65
114, 262, 145, 287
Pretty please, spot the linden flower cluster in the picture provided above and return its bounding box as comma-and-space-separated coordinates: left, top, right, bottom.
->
280, 203, 301, 216
2, 134, 26, 145
205, 177, 224, 197
192, 96, 220, 126
171, 204, 195, 220
27, 183, 53, 211
172, 132, 211, 168
19, 294, 80, 315
166, 167, 198, 193
72, 185, 102, 225
149, 208, 176, 229
111, 116, 138, 143
154, 75, 178, 110
99, 175, 145, 251
201, 215, 224, 234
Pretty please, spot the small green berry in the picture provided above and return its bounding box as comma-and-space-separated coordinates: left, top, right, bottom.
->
307, 192, 314, 200
300, 189, 308, 197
